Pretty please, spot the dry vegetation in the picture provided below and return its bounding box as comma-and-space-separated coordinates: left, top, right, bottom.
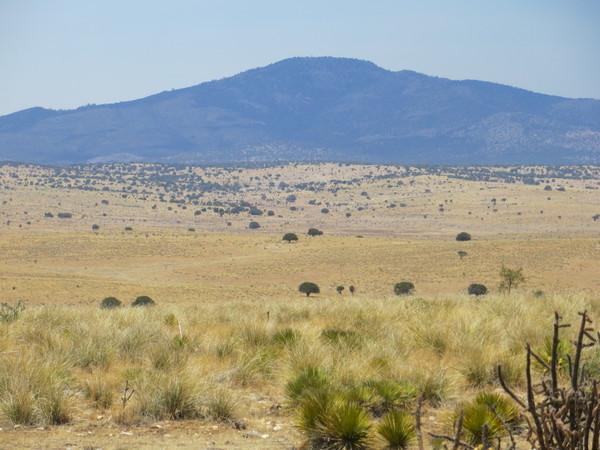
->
0, 162, 599, 448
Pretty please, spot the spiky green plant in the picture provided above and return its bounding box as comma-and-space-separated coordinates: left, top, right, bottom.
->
286, 366, 330, 404
316, 400, 372, 449
362, 379, 416, 416
377, 409, 416, 449
448, 392, 519, 446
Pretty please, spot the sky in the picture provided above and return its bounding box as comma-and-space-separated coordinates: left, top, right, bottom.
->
1, 0, 599, 116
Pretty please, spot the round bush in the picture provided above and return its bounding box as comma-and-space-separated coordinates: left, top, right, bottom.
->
456, 232, 472, 241
132, 295, 155, 307
394, 282, 415, 296
468, 284, 488, 296
299, 282, 320, 297
248, 221, 261, 229
100, 296, 122, 309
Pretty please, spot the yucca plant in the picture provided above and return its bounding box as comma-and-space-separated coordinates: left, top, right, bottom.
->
448, 392, 519, 446
377, 409, 416, 449
317, 400, 372, 449
286, 366, 330, 405
361, 379, 416, 416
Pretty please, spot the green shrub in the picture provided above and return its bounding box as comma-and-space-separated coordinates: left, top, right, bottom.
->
299, 282, 320, 297
394, 282, 415, 296
248, 221, 261, 229
467, 284, 488, 296
456, 232, 472, 241
131, 296, 155, 307
100, 296, 122, 309
282, 232, 298, 243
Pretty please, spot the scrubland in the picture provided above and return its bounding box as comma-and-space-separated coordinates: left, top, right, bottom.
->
0, 162, 598, 448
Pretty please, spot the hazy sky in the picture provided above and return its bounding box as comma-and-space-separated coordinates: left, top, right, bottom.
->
1, 0, 598, 116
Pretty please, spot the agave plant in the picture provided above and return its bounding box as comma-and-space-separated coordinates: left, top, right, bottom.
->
377, 409, 416, 449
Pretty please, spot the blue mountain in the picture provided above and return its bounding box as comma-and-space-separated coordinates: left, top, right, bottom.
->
1, 57, 599, 164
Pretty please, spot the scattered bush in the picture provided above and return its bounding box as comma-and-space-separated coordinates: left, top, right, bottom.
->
282, 232, 298, 243
467, 284, 488, 296
248, 221, 261, 229
336, 285, 344, 294
57, 212, 73, 219
131, 296, 155, 307
91, 224, 100, 231
394, 282, 415, 296
100, 297, 122, 309
308, 228, 323, 237
299, 282, 320, 297
455, 232, 472, 241
0, 301, 25, 322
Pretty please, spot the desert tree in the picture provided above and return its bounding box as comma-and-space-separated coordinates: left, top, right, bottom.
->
336, 285, 344, 295
283, 232, 299, 243
299, 282, 320, 297
498, 265, 525, 293
458, 251, 467, 260
349, 285, 355, 295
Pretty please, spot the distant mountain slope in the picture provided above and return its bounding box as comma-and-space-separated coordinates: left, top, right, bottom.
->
1, 56, 599, 165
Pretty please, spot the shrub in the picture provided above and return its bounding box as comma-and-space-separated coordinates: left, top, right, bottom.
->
308, 228, 323, 237
498, 265, 525, 293
467, 284, 488, 296
282, 232, 298, 243
394, 282, 415, 296
248, 221, 261, 229
349, 285, 355, 295
92, 224, 100, 231
458, 250, 467, 259
299, 282, 320, 297
320, 208, 329, 214
336, 285, 344, 294
0, 301, 25, 322
456, 232, 472, 241
124, 226, 133, 231
131, 296, 155, 307
57, 212, 72, 219
100, 296, 122, 309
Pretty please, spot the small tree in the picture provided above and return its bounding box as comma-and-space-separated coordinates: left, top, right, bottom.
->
248, 221, 261, 229
498, 265, 525, 293
100, 296, 122, 309
283, 232, 298, 243
458, 251, 467, 259
132, 295, 155, 307
299, 282, 320, 297
349, 285, 355, 295
394, 282, 415, 296
336, 285, 344, 295
308, 228, 323, 237
456, 232, 472, 241
468, 284, 488, 296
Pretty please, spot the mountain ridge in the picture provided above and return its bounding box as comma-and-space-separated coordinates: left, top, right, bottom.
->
1, 56, 599, 165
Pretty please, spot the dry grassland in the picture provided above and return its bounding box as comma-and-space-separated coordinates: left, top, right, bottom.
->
0, 162, 598, 448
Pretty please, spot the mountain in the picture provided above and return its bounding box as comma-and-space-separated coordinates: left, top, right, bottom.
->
1, 57, 599, 165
